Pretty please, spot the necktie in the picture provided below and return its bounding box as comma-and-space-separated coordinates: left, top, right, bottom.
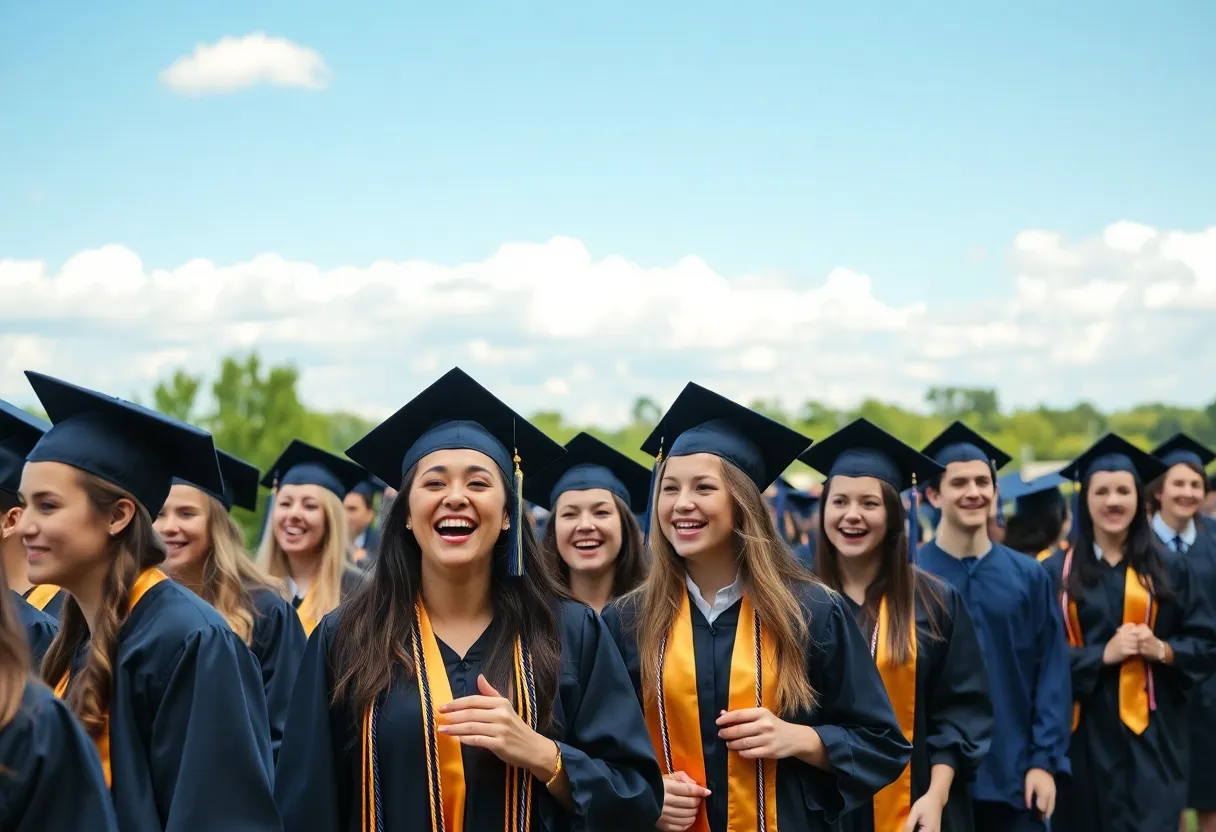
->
1174, 535, 1188, 554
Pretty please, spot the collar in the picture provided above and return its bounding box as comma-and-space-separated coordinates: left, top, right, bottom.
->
685, 570, 744, 625
1151, 512, 1196, 547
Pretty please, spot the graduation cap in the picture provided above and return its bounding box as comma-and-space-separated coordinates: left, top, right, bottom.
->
175, 450, 260, 512
0, 399, 50, 494
23, 372, 223, 515
261, 440, 369, 502
641, 383, 811, 491
921, 421, 1013, 473
345, 367, 565, 576
1152, 434, 1215, 473
524, 432, 651, 513
800, 418, 944, 561
1060, 434, 1167, 485
349, 475, 389, 501
1001, 472, 1068, 514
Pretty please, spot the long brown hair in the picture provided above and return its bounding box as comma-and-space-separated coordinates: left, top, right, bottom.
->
331, 463, 566, 726
256, 487, 350, 620
811, 478, 942, 664
541, 494, 648, 599
634, 457, 818, 716
0, 561, 29, 728
41, 472, 166, 739
169, 490, 282, 645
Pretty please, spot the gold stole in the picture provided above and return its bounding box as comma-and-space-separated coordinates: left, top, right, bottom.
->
26, 584, 61, 611
295, 584, 321, 637
643, 591, 779, 832
870, 597, 917, 832
1060, 552, 1157, 734
361, 601, 537, 832
54, 568, 168, 787
1035, 549, 1053, 563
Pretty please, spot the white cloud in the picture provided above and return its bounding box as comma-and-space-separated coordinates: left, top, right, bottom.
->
2, 221, 1214, 423
160, 33, 331, 95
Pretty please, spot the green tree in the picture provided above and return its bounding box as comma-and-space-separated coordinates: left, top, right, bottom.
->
153, 370, 201, 422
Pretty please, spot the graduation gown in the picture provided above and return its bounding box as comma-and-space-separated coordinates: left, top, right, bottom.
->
10, 590, 57, 666
0, 681, 118, 831
838, 577, 993, 832
917, 542, 1072, 811
1042, 547, 1216, 831
249, 587, 307, 762
275, 599, 664, 831
65, 578, 281, 831
21, 586, 66, 620
603, 580, 912, 831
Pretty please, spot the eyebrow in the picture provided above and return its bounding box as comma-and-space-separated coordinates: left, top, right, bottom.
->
24, 490, 56, 502
420, 464, 494, 476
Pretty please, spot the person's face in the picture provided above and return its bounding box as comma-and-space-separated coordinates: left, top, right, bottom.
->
657, 454, 735, 562
1155, 464, 1205, 522
1087, 470, 1138, 537
822, 476, 888, 559
407, 449, 509, 571
929, 460, 995, 534
273, 484, 330, 555
552, 488, 623, 578
343, 492, 376, 537
154, 484, 212, 573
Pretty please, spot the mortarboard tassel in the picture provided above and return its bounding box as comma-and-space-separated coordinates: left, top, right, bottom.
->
509, 449, 525, 576
909, 473, 920, 563
643, 439, 663, 547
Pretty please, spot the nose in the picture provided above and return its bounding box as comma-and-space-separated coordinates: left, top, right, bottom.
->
575, 512, 596, 533
442, 484, 470, 508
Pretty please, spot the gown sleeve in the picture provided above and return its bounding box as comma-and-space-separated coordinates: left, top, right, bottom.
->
797, 587, 912, 823
557, 605, 664, 830
273, 616, 347, 831
252, 591, 308, 762
0, 685, 119, 832
1161, 555, 1216, 686
148, 625, 282, 831
924, 585, 993, 778
1027, 563, 1072, 775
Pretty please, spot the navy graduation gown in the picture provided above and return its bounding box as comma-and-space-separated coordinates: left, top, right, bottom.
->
1042, 547, 1216, 832
70, 579, 281, 831
249, 587, 307, 761
603, 580, 912, 831
275, 600, 664, 831
0, 681, 118, 831
10, 591, 57, 666
838, 576, 993, 832
917, 542, 1072, 811
22, 586, 66, 620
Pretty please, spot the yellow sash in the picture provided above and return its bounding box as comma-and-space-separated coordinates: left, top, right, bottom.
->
415, 601, 467, 832
1035, 548, 1053, 563
54, 568, 168, 787
870, 596, 917, 832
295, 584, 320, 637
1060, 553, 1157, 734
26, 584, 61, 611
644, 591, 779, 832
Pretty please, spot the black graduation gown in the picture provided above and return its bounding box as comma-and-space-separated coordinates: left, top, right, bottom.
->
275, 599, 664, 831
0, 681, 118, 831
602, 581, 912, 832
1042, 548, 1216, 832
838, 577, 993, 832
1171, 521, 1216, 809
65, 578, 281, 831
10, 590, 57, 666
249, 587, 307, 762
291, 566, 366, 610
21, 586, 66, 620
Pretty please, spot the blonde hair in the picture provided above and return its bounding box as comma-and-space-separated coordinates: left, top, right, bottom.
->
256, 486, 350, 623
634, 457, 819, 716
171, 491, 283, 645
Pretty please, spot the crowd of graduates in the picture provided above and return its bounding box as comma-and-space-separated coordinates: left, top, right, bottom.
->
2, 365, 1215, 831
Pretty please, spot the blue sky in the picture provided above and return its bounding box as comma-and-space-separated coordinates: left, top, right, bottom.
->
1, 2, 1214, 420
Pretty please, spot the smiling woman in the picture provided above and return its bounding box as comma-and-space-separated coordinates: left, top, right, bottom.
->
273, 367, 664, 832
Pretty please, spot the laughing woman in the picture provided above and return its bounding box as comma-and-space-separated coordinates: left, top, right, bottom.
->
529, 432, 650, 613
801, 419, 992, 832
603, 384, 911, 832
256, 441, 367, 636
17, 372, 280, 829
154, 449, 307, 760
274, 368, 663, 831
1042, 435, 1216, 832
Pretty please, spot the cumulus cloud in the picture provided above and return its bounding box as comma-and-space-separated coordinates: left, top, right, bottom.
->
160, 33, 331, 95
1, 222, 1214, 424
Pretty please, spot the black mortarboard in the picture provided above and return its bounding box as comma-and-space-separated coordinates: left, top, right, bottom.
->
641, 382, 811, 491
1060, 433, 1167, 485
345, 367, 565, 576
525, 432, 651, 513
0, 399, 50, 494
1152, 434, 1215, 473
349, 476, 388, 500
176, 450, 260, 512
785, 489, 819, 517
1001, 472, 1068, 514
800, 418, 943, 493
261, 440, 368, 501
921, 421, 1012, 473
24, 372, 223, 514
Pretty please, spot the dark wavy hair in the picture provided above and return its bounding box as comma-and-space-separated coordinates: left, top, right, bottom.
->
540, 494, 647, 600
1004, 491, 1069, 556
331, 463, 567, 728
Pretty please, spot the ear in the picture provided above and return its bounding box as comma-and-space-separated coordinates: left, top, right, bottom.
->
109, 497, 138, 537
924, 486, 942, 510
0, 506, 21, 539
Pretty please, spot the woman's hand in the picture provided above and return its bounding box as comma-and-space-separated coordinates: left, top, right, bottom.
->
439, 675, 558, 779
904, 791, 945, 832
1102, 625, 1141, 665
716, 707, 803, 760
656, 771, 710, 832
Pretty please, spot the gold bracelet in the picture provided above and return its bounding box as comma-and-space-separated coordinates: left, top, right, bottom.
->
545, 740, 563, 788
